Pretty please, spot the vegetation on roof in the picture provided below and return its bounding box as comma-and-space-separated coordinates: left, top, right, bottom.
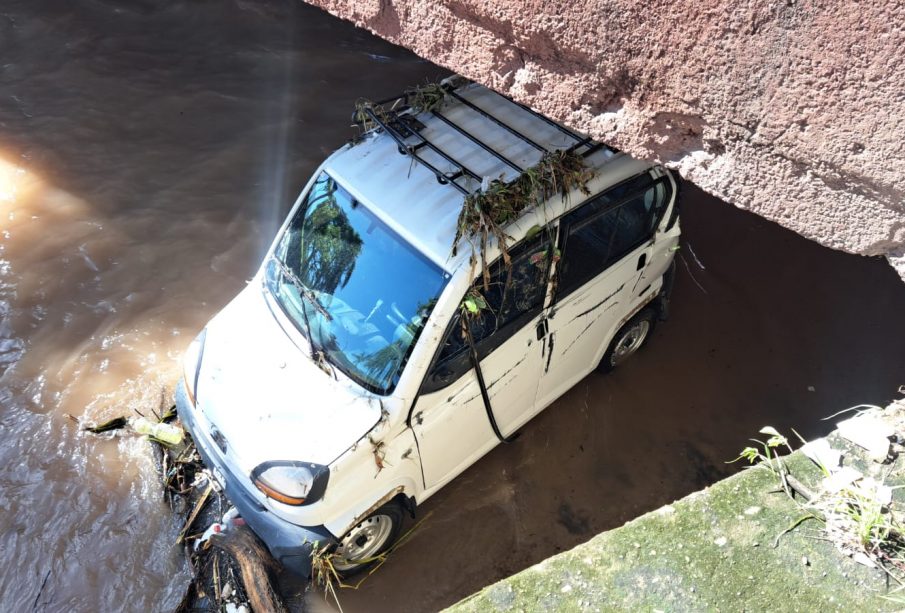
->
454, 149, 594, 289
351, 98, 391, 135
351, 80, 596, 287
352, 81, 451, 135
405, 82, 449, 114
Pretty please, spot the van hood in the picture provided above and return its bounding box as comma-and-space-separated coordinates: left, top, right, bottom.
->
193, 281, 381, 471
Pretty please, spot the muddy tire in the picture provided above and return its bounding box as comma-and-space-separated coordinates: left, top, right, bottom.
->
599, 308, 657, 373
331, 502, 404, 576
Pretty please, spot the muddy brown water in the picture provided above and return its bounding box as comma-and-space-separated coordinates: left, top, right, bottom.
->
0, 1, 903, 611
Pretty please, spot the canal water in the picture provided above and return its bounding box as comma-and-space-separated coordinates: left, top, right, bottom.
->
1, 1, 903, 611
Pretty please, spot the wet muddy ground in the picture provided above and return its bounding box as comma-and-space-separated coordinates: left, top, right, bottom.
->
0, 1, 903, 612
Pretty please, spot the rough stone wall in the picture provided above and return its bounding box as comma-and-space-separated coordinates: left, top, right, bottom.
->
305, 0, 905, 280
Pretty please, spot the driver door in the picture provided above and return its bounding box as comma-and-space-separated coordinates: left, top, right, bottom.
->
411, 229, 555, 492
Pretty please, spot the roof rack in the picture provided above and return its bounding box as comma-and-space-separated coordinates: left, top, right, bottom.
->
358, 79, 609, 196
361, 105, 479, 195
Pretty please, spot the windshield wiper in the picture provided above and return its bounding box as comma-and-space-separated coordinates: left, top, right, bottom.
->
269, 254, 338, 377
269, 255, 332, 321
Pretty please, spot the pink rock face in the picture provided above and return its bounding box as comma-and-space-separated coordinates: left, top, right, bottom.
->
306, 0, 905, 281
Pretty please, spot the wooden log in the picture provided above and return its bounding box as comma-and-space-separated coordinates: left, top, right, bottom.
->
208, 526, 288, 613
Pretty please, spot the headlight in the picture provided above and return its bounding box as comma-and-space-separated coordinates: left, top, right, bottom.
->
182, 329, 207, 406
252, 461, 329, 506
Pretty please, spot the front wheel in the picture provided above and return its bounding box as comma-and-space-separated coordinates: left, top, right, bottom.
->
331, 502, 404, 576
599, 307, 656, 373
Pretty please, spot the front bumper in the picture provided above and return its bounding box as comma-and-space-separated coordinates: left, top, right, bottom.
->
175, 382, 336, 577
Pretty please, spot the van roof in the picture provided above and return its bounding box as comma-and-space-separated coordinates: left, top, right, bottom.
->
324, 81, 626, 270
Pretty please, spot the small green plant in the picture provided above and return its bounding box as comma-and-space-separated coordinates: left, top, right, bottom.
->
825, 481, 905, 568
852, 488, 892, 549
461, 288, 488, 316
728, 426, 796, 497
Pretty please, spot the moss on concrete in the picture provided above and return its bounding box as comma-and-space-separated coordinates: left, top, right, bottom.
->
448, 409, 905, 612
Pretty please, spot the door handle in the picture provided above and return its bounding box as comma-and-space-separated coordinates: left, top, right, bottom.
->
637, 253, 647, 270
536, 318, 549, 340
414, 411, 423, 425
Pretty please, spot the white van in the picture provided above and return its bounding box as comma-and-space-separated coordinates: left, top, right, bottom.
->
177, 78, 681, 576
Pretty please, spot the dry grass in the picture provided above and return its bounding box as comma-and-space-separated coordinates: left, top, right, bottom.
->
814, 477, 905, 583
405, 82, 448, 114
310, 512, 433, 613
351, 98, 393, 135
352, 81, 449, 137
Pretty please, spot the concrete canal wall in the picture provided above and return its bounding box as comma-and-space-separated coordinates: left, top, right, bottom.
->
446, 400, 905, 611
304, 0, 905, 282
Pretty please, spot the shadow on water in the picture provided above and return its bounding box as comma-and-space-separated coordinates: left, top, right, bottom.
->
0, 1, 903, 612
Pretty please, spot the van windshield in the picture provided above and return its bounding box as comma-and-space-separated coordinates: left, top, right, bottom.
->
265, 172, 447, 394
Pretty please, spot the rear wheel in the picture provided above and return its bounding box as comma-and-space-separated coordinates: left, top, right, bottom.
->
599, 307, 656, 373
331, 502, 404, 576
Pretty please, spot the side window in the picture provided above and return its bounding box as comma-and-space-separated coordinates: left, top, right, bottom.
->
609, 189, 653, 258
422, 229, 554, 392
468, 231, 553, 344
557, 173, 666, 298
645, 181, 670, 234
557, 204, 619, 297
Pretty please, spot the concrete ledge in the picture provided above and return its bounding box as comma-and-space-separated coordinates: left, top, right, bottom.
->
447, 403, 905, 611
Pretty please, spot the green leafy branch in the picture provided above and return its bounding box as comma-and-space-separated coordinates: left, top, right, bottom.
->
454, 149, 594, 288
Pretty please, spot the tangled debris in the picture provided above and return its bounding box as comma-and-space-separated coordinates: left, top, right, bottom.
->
352, 80, 452, 135
454, 149, 593, 263
351, 98, 391, 137
404, 81, 449, 114
205, 526, 288, 613
152, 428, 288, 613
84, 404, 286, 612
455, 149, 593, 297
309, 512, 433, 613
